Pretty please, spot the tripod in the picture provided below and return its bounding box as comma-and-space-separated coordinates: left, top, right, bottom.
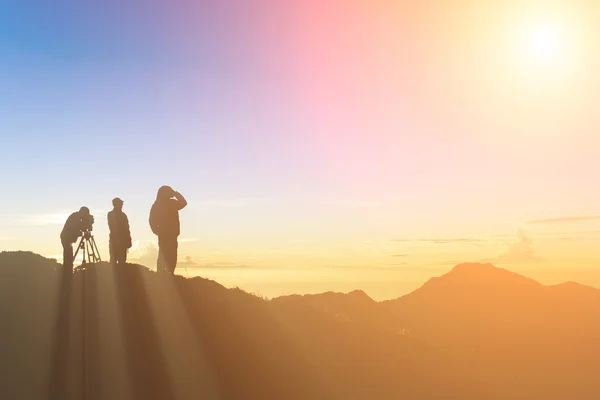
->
73, 231, 102, 265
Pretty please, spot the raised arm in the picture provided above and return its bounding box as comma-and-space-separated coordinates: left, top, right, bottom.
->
173, 191, 188, 210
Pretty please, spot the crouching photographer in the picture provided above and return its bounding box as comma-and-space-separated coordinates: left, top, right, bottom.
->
60, 206, 94, 270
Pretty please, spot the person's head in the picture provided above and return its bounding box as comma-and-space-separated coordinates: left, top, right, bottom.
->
112, 197, 124, 211
157, 185, 174, 201
79, 206, 90, 216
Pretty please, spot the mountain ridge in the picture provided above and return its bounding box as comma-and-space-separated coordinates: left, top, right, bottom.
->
2, 251, 600, 399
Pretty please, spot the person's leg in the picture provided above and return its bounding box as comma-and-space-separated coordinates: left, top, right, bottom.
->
157, 236, 165, 274
168, 238, 178, 275
62, 240, 73, 271
158, 236, 177, 275
118, 246, 127, 265
109, 242, 116, 265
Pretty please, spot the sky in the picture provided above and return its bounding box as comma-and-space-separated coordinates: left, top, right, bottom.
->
2, 0, 600, 300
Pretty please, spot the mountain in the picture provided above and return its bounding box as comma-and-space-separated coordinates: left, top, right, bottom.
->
272, 289, 404, 333
0, 251, 486, 400
382, 263, 600, 399
272, 262, 600, 399
2, 252, 600, 399
383, 262, 600, 347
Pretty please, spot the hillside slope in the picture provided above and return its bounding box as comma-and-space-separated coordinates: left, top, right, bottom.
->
0, 252, 488, 400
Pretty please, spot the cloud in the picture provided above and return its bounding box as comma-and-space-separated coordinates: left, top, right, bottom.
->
325, 263, 407, 271
525, 215, 600, 225
524, 229, 600, 242
536, 229, 600, 237
390, 254, 408, 258
392, 238, 485, 245
325, 263, 451, 273
18, 208, 107, 227
132, 248, 263, 270
136, 243, 158, 268
482, 229, 542, 265
482, 233, 516, 239
179, 256, 259, 270
19, 213, 71, 226
129, 240, 141, 253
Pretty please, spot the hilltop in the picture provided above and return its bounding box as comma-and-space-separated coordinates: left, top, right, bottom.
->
1, 252, 600, 399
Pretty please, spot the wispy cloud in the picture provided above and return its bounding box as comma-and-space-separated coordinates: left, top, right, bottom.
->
18, 209, 107, 227
134, 243, 159, 268
534, 229, 600, 237
19, 213, 71, 226
391, 254, 408, 258
132, 245, 264, 270
392, 238, 485, 245
129, 240, 141, 253
180, 256, 260, 270
525, 215, 600, 225
482, 229, 542, 265
482, 233, 516, 239
325, 263, 448, 272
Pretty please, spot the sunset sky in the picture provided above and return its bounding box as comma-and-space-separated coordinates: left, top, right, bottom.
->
2, 1, 600, 299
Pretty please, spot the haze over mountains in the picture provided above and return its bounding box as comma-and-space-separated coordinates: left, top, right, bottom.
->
1, 251, 599, 399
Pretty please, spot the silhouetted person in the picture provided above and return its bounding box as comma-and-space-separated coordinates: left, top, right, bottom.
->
108, 197, 132, 265
149, 186, 187, 275
60, 206, 90, 270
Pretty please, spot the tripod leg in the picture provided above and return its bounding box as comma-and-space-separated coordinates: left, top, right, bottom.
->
86, 240, 92, 264
73, 237, 84, 260
89, 240, 96, 263
87, 241, 93, 263
95, 239, 102, 262
90, 237, 102, 263
89, 237, 96, 263
83, 239, 88, 265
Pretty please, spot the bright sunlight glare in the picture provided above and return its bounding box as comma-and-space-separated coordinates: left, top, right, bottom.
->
528, 22, 566, 62
517, 16, 572, 73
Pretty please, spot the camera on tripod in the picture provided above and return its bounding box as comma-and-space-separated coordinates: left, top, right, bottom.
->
81, 214, 95, 238
74, 213, 101, 264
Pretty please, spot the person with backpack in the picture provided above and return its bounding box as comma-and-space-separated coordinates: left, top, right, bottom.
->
149, 186, 187, 275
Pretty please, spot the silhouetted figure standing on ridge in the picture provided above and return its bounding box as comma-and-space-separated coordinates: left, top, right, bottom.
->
149, 186, 187, 275
108, 197, 132, 265
60, 206, 91, 270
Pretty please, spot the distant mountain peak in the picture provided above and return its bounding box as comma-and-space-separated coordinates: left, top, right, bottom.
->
347, 289, 371, 299
448, 262, 541, 285
450, 262, 497, 273
392, 262, 545, 305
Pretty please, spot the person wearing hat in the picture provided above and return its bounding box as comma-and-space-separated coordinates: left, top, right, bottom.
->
108, 197, 132, 265
61, 206, 92, 271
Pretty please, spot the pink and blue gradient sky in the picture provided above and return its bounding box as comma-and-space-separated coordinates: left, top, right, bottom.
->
2, 1, 600, 299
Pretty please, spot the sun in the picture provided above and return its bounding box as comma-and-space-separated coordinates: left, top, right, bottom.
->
525, 20, 567, 66
512, 12, 580, 78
